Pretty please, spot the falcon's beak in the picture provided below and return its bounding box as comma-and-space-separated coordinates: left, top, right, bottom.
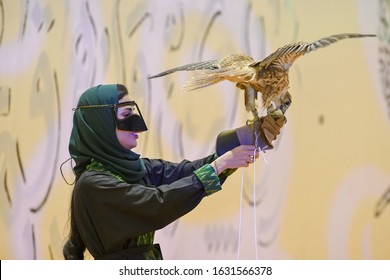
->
279, 91, 292, 114
267, 91, 292, 118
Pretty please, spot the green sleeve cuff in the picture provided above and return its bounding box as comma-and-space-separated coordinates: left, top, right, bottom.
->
193, 164, 221, 196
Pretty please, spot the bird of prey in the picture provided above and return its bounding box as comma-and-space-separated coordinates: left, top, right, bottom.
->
149, 33, 376, 123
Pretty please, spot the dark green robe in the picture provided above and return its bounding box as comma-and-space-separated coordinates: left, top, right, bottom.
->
73, 154, 226, 259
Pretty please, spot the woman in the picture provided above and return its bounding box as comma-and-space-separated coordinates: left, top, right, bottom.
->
63, 84, 284, 260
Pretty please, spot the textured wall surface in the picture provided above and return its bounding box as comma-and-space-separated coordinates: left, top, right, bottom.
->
0, 0, 389, 259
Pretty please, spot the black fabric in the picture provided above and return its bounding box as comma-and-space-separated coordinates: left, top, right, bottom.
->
216, 129, 240, 156
95, 244, 163, 260
73, 154, 222, 259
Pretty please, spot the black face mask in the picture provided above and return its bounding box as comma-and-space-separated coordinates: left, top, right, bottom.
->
74, 101, 148, 132
114, 101, 148, 132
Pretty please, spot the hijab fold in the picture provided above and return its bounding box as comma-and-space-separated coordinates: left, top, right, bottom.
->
69, 84, 146, 183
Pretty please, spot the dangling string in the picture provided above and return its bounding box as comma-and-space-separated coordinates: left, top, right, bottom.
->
237, 168, 245, 260
252, 146, 261, 259
253, 131, 260, 259
60, 157, 76, 185
237, 130, 269, 259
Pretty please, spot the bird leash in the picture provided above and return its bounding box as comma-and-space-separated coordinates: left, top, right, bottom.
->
237, 127, 268, 259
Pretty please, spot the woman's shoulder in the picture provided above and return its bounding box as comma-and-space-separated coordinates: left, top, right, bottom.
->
75, 169, 121, 190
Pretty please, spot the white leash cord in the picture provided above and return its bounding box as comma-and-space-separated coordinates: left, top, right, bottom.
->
253, 147, 259, 259
237, 169, 244, 260
237, 131, 268, 259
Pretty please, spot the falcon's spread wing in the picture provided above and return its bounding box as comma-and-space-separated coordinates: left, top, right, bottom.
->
148, 59, 220, 78
251, 33, 376, 71
149, 54, 257, 91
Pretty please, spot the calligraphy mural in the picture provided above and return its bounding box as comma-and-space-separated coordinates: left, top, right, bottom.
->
0, 0, 389, 259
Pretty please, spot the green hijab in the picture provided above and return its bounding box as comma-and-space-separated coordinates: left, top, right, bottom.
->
69, 84, 146, 183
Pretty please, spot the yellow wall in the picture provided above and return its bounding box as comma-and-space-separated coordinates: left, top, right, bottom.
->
0, 0, 389, 259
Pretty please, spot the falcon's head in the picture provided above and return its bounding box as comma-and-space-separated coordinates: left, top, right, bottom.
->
267, 90, 292, 118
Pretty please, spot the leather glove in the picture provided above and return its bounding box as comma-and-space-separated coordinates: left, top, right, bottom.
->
261, 115, 286, 147
216, 115, 286, 156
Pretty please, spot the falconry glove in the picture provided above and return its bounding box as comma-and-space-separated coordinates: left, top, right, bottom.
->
216, 115, 286, 156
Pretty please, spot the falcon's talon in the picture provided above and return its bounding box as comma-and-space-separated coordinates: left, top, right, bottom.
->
246, 118, 256, 126
246, 110, 260, 126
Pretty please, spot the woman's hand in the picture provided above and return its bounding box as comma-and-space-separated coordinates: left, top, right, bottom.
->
212, 145, 259, 175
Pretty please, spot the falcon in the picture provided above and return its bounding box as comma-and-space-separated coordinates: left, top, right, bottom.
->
149, 33, 376, 123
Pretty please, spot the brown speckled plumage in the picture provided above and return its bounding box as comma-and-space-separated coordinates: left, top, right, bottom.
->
150, 33, 376, 121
